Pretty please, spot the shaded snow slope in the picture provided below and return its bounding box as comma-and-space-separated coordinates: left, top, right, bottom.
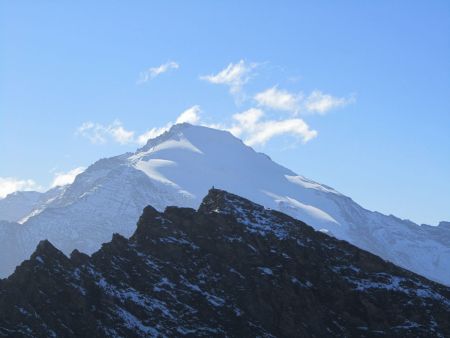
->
0, 123, 448, 285
0, 187, 67, 224
0, 191, 42, 222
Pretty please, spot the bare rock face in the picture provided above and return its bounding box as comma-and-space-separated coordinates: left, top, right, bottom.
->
1, 189, 449, 337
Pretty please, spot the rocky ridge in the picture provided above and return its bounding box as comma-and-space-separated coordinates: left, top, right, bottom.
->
0, 189, 449, 337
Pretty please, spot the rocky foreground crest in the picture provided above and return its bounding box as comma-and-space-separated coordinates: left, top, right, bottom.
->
0, 189, 449, 337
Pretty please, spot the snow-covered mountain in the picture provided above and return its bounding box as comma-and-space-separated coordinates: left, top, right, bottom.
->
0, 187, 66, 223
0, 123, 449, 285
0, 191, 42, 223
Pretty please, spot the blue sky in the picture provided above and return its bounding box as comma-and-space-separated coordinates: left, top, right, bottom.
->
1, 1, 449, 225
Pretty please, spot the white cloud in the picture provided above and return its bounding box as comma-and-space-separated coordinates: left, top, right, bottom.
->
77, 106, 203, 146
200, 60, 257, 98
0, 177, 42, 198
138, 61, 179, 83
76, 104, 318, 148
231, 108, 263, 132
76, 120, 135, 145
228, 108, 317, 146
51, 167, 86, 188
108, 123, 135, 144
0, 167, 87, 198
254, 87, 354, 115
136, 126, 170, 146
254, 86, 302, 114
175, 105, 201, 124
304, 90, 354, 114
137, 105, 202, 145
76, 122, 106, 144
135, 106, 201, 145
245, 118, 317, 146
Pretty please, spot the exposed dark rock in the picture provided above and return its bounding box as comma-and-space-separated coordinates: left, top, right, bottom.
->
0, 189, 449, 337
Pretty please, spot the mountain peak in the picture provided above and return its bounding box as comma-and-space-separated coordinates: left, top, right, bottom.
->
35, 239, 59, 254
199, 188, 254, 214
167, 122, 194, 132
132, 205, 164, 241
166, 122, 232, 137
137, 122, 194, 152
30, 239, 68, 264
137, 122, 243, 154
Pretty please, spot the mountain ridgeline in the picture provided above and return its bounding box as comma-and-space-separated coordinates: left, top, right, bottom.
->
1, 189, 449, 337
0, 123, 448, 286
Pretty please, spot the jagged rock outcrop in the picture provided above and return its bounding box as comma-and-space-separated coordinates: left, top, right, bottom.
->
0, 189, 449, 337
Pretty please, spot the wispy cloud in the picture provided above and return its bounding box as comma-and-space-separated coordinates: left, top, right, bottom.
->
254, 87, 354, 115
200, 60, 257, 100
76, 120, 135, 145
0, 177, 43, 198
0, 166, 86, 198
254, 86, 302, 114
76, 103, 319, 148
136, 105, 316, 147
138, 61, 179, 84
50, 167, 86, 188
304, 90, 355, 115
77, 106, 203, 146
227, 108, 317, 146
78, 60, 355, 149
175, 105, 201, 124
137, 105, 202, 145
136, 126, 171, 146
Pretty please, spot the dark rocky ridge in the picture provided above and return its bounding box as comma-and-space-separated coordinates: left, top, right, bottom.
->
0, 189, 449, 337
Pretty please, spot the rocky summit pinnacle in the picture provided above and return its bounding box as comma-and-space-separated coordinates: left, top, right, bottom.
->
30, 240, 67, 263
1, 190, 449, 337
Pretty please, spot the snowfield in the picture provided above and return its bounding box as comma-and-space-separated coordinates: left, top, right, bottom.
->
0, 123, 449, 285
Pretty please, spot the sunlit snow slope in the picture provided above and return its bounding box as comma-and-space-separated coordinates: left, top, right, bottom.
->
0, 123, 449, 284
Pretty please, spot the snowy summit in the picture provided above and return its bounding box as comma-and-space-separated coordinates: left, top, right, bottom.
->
0, 123, 449, 285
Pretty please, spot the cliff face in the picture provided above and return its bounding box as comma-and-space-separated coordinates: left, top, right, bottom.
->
1, 189, 449, 337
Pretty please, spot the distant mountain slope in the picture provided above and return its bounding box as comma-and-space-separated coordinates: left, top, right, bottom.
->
0, 189, 448, 337
0, 123, 448, 285
0, 187, 66, 223
0, 191, 42, 223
